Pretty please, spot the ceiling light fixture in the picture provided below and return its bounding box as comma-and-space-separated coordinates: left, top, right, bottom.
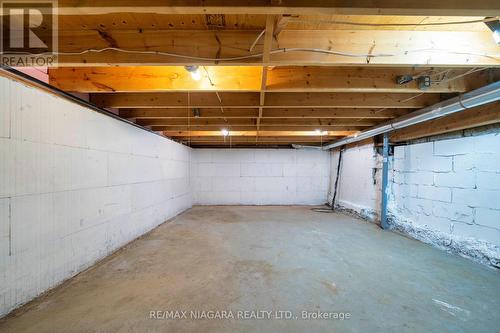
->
221, 128, 229, 136
184, 65, 201, 80
315, 129, 328, 136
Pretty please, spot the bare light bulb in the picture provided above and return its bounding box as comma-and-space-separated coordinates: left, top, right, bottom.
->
493, 29, 500, 44
221, 129, 229, 136
190, 69, 201, 81
315, 129, 327, 136
184, 65, 201, 81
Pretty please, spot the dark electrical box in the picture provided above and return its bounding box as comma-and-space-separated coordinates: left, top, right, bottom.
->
396, 75, 413, 85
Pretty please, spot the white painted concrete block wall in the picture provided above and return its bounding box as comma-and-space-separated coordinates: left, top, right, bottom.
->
327, 132, 500, 264
389, 132, 500, 247
328, 142, 381, 220
191, 149, 330, 205
0, 76, 192, 317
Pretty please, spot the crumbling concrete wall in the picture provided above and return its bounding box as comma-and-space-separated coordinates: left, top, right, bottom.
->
328, 130, 500, 268
388, 131, 500, 268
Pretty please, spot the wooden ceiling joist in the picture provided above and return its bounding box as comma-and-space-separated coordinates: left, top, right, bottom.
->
138, 118, 377, 127
90, 92, 260, 108
48, 66, 262, 92
151, 125, 369, 131
48, 66, 490, 93
119, 107, 410, 119
163, 130, 357, 137
92, 92, 440, 108
257, 16, 276, 135
25, 3, 500, 148
120, 108, 259, 119
52, 14, 491, 33
265, 67, 490, 93
262, 108, 410, 118
56, 0, 500, 16
178, 137, 341, 144
52, 29, 499, 67
263, 92, 439, 108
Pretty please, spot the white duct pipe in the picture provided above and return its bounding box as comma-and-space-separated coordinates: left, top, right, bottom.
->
320, 81, 500, 150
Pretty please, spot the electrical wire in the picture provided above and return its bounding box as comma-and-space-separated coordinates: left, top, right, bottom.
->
312, 148, 343, 213
435, 67, 487, 84
3, 46, 498, 61
287, 16, 500, 27
248, 16, 498, 58
356, 67, 489, 124
202, 65, 228, 123
201, 65, 232, 146
248, 29, 266, 52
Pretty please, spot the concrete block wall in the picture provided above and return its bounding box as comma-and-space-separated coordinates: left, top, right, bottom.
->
327, 131, 500, 267
191, 149, 330, 205
389, 132, 500, 250
328, 142, 381, 221
0, 76, 192, 317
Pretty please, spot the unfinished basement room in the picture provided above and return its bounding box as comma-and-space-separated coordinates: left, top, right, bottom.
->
1, 1, 500, 332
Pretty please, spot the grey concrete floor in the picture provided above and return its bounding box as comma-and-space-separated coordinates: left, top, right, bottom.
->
1, 206, 499, 333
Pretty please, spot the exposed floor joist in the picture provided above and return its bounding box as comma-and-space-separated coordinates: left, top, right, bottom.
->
55, 1, 500, 16
119, 108, 410, 119
164, 130, 357, 137
91, 92, 441, 108
151, 125, 369, 131
14, 7, 498, 147
48, 66, 492, 93
137, 118, 378, 127
49, 30, 500, 67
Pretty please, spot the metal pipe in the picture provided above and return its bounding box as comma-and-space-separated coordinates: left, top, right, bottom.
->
330, 148, 344, 211
380, 133, 389, 230
321, 81, 500, 150
291, 144, 323, 149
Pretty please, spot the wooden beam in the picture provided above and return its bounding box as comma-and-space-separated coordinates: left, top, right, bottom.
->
49, 66, 491, 93
262, 108, 410, 118
272, 30, 500, 67
50, 30, 499, 67
152, 125, 369, 131
257, 16, 275, 134
91, 92, 259, 108
138, 118, 255, 126
273, 15, 292, 38
120, 107, 410, 119
265, 67, 487, 93
391, 101, 500, 142
263, 92, 440, 108
48, 66, 262, 92
57, 1, 500, 16
138, 118, 377, 126
260, 119, 378, 126
92, 92, 440, 108
120, 108, 258, 118
177, 137, 343, 144
164, 130, 358, 137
